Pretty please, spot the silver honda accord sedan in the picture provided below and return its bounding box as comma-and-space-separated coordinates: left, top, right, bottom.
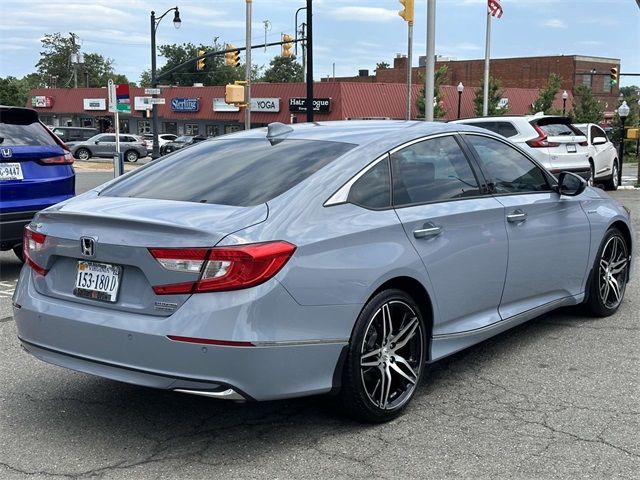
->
13, 121, 634, 422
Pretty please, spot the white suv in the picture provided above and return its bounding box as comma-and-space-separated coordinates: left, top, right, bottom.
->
452, 114, 590, 180
574, 123, 619, 190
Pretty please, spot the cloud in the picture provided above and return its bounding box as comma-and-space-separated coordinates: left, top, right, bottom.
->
329, 7, 398, 22
542, 19, 567, 28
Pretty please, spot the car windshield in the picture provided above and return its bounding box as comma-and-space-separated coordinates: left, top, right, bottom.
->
174, 136, 192, 143
101, 138, 355, 206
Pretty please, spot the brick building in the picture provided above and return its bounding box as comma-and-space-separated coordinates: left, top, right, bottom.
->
325, 54, 621, 112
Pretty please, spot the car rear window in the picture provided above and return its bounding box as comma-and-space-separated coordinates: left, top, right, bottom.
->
101, 138, 356, 206
0, 108, 56, 146
534, 119, 582, 137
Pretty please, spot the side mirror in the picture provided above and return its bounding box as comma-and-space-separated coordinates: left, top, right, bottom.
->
592, 136, 607, 145
555, 172, 587, 196
95, 140, 100, 144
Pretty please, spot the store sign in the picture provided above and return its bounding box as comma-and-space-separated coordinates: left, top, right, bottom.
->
251, 98, 280, 112
498, 97, 509, 109
171, 97, 200, 112
213, 98, 239, 112
31, 96, 53, 108
213, 97, 280, 113
83, 98, 106, 111
288, 97, 331, 113
134, 96, 153, 111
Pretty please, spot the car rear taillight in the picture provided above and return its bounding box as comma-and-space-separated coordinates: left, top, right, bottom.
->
149, 241, 296, 295
526, 125, 559, 148
38, 151, 74, 165
23, 225, 48, 276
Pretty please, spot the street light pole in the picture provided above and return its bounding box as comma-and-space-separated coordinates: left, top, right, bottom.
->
457, 82, 464, 119
562, 90, 568, 115
245, 0, 252, 130
618, 100, 630, 186
306, 0, 313, 123
150, 7, 181, 160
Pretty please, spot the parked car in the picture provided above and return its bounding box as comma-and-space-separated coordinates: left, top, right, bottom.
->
143, 133, 178, 154
451, 114, 590, 179
160, 135, 207, 155
67, 134, 147, 162
574, 123, 619, 190
0, 106, 75, 261
50, 126, 98, 143
14, 121, 633, 422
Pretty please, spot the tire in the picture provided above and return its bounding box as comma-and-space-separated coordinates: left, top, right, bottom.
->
75, 148, 91, 161
338, 289, 427, 423
585, 228, 629, 317
604, 160, 619, 191
125, 150, 139, 163
13, 245, 24, 263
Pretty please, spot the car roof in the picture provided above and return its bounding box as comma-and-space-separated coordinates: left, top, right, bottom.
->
218, 120, 483, 150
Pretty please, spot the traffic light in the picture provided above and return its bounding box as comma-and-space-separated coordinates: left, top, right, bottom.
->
281, 34, 293, 58
225, 82, 245, 105
610, 67, 618, 86
224, 44, 241, 67
398, 0, 414, 22
196, 49, 206, 71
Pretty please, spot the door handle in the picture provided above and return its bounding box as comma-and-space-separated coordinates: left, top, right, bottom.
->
506, 210, 527, 223
413, 223, 442, 239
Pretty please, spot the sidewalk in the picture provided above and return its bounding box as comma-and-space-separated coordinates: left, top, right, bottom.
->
73, 158, 149, 172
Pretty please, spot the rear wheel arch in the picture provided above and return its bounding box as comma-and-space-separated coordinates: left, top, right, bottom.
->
364, 276, 434, 352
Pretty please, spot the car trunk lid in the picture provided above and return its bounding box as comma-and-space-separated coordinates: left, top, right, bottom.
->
28, 196, 268, 316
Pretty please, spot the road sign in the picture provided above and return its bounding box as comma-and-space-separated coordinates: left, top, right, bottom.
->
144, 88, 161, 95
107, 80, 116, 112
149, 98, 166, 105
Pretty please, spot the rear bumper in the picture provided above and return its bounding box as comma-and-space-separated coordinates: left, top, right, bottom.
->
0, 210, 37, 250
13, 267, 353, 401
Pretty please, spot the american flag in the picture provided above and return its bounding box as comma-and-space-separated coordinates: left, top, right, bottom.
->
488, 0, 503, 18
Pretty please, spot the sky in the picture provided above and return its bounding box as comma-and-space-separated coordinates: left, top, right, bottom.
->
0, 0, 638, 87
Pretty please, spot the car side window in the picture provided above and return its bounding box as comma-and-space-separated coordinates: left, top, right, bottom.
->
347, 157, 391, 209
591, 125, 606, 141
465, 135, 551, 194
100, 135, 115, 142
391, 135, 481, 207
494, 121, 518, 138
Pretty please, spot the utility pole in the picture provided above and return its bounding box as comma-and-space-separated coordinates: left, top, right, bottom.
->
245, 0, 252, 130
70, 33, 78, 88
306, 0, 313, 122
425, 0, 436, 121
300, 23, 306, 79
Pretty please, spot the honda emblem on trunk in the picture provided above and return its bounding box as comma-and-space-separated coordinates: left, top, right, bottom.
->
1, 148, 12, 158
80, 237, 96, 257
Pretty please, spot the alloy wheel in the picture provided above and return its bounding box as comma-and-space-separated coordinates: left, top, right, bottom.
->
598, 234, 628, 309
360, 300, 424, 410
612, 163, 619, 189
77, 149, 89, 160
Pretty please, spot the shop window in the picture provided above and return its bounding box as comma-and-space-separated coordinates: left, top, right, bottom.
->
81, 118, 94, 127
206, 125, 219, 137
138, 121, 152, 135
185, 124, 199, 135
164, 122, 178, 135
224, 125, 241, 134
602, 76, 611, 93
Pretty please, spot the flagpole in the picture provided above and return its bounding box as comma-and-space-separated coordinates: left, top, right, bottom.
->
482, 10, 491, 116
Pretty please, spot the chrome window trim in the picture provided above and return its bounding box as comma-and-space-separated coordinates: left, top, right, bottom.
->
324, 132, 461, 207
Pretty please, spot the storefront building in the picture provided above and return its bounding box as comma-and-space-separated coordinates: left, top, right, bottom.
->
27, 81, 574, 132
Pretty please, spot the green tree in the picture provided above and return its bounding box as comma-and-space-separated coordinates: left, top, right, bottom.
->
473, 76, 507, 116
416, 65, 448, 119
530, 73, 563, 115
376, 62, 390, 70
0, 74, 45, 107
570, 85, 604, 124
141, 39, 259, 87
610, 86, 639, 161
262, 56, 304, 83
36, 32, 128, 88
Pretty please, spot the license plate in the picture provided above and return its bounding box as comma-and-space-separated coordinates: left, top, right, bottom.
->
566, 144, 577, 153
0, 163, 23, 180
74, 261, 122, 303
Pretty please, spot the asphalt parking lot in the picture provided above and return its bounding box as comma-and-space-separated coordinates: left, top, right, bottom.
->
0, 179, 638, 479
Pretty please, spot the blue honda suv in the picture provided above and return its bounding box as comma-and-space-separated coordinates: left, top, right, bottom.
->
0, 106, 75, 260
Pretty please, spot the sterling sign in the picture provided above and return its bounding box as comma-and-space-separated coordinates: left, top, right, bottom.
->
171, 97, 200, 112
288, 98, 331, 113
